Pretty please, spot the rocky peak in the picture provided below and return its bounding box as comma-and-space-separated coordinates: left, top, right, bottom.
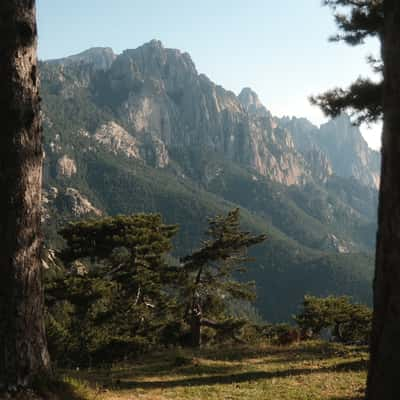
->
47, 47, 116, 70
146, 39, 164, 49
42, 42, 380, 190
238, 87, 262, 109
320, 113, 356, 139
277, 114, 380, 189
318, 114, 372, 151
318, 114, 380, 189
119, 39, 198, 81
278, 116, 319, 154
95, 43, 310, 185
238, 87, 270, 118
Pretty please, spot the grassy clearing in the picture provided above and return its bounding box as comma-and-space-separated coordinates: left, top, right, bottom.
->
61, 341, 368, 400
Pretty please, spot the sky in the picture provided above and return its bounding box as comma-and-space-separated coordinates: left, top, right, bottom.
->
36, 0, 382, 150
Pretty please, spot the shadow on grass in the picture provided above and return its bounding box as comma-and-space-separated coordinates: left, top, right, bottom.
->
0, 380, 88, 400
333, 359, 368, 372
74, 361, 237, 384
37, 379, 88, 400
103, 359, 367, 391
250, 354, 368, 367
197, 342, 368, 363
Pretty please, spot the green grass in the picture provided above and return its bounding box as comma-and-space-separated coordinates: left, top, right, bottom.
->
61, 341, 368, 400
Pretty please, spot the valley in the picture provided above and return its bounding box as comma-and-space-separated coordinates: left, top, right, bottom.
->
40, 40, 379, 321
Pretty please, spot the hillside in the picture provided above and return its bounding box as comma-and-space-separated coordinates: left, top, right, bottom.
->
39, 41, 379, 321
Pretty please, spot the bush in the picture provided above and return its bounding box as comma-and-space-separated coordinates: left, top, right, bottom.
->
260, 323, 301, 345
294, 295, 371, 344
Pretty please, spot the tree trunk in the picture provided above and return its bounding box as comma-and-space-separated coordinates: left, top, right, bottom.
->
0, 0, 50, 389
190, 314, 202, 348
367, 1, 400, 398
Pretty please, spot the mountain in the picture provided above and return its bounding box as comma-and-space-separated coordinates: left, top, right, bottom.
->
47, 47, 116, 70
280, 115, 380, 189
39, 40, 379, 321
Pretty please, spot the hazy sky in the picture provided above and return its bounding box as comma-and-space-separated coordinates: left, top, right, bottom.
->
36, 0, 382, 149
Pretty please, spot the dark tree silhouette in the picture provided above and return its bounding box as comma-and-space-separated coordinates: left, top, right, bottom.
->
366, 1, 400, 398
311, 0, 384, 125
312, 1, 400, 397
181, 209, 266, 347
0, 0, 50, 389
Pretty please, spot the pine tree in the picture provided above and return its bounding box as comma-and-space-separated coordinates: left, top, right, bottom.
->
316, 1, 400, 397
0, 0, 50, 389
54, 214, 179, 362
60, 214, 178, 310
181, 209, 266, 347
366, 2, 400, 398
311, 0, 384, 124
294, 295, 371, 343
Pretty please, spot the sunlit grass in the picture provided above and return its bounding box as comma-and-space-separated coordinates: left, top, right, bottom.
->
62, 341, 368, 400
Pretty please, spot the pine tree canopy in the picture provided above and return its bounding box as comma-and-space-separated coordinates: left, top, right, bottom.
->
181, 208, 267, 324
311, 0, 383, 124
323, 0, 383, 45
47, 210, 267, 355
58, 214, 179, 308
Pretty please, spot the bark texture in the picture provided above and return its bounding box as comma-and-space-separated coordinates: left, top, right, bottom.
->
0, 0, 50, 389
189, 303, 202, 348
367, 1, 400, 398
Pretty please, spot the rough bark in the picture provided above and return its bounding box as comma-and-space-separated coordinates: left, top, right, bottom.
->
366, 1, 400, 398
0, 0, 50, 389
189, 304, 202, 348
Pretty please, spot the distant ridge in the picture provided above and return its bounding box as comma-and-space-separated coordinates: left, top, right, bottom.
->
47, 47, 116, 70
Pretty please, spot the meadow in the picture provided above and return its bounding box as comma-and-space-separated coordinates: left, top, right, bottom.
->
58, 341, 368, 400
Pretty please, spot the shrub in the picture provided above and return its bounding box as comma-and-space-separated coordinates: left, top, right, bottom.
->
294, 295, 372, 344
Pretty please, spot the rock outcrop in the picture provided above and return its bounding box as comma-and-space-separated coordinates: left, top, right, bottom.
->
93, 41, 311, 185
42, 40, 380, 189
280, 115, 380, 189
238, 87, 270, 118
304, 148, 333, 183
64, 188, 102, 217
318, 114, 380, 189
56, 155, 77, 178
321, 233, 351, 254
94, 121, 141, 159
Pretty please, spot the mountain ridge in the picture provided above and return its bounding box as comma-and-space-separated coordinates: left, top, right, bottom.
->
44, 40, 380, 189
39, 40, 379, 321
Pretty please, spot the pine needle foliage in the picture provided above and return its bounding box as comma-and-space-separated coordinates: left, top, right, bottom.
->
47, 214, 179, 365
310, 0, 383, 124
181, 208, 267, 346
295, 294, 372, 343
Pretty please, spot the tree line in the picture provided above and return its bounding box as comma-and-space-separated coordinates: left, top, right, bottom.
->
43, 209, 373, 367
45, 209, 266, 365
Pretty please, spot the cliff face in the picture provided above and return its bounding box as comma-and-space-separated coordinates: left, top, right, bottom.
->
47, 47, 116, 70
38, 41, 379, 321
280, 115, 380, 189
86, 41, 318, 185
318, 115, 380, 189
41, 40, 380, 189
